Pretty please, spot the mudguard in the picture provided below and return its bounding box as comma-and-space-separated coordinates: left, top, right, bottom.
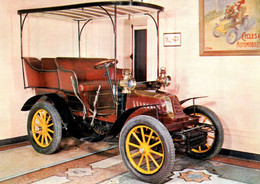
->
21, 93, 74, 128
105, 104, 158, 139
180, 96, 208, 105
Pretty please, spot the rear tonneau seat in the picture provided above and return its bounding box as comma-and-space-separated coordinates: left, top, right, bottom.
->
22, 57, 59, 89
23, 57, 57, 71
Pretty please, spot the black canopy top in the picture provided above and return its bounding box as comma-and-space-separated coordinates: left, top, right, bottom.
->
18, 1, 164, 21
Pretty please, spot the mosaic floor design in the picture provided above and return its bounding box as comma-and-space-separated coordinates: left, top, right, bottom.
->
1, 139, 260, 184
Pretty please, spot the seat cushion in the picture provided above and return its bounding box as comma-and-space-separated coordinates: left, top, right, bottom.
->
78, 80, 111, 91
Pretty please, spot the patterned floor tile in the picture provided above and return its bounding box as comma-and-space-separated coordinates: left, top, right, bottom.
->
31, 176, 70, 184
65, 166, 95, 177
90, 154, 122, 169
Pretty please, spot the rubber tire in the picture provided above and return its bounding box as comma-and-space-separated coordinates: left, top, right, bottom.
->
119, 115, 175, 184
27, 101, 62, 154
183, 105, 224, 160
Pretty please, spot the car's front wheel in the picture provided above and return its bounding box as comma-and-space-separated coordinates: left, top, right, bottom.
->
119, 115, 175, 184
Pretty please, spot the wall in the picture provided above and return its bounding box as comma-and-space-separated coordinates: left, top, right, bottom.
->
0, 0, 259, 155
0, 0, 133, 140
0, 0, 83, 140
154, 0, 260, 154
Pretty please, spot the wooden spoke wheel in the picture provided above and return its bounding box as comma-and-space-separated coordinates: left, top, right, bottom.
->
119, 115, 175, 184
27, 102, 62, 154
184, 105, 224, 159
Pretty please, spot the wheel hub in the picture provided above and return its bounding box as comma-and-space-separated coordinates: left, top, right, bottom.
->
139, 148, 145, 154
139, 143, 150, 155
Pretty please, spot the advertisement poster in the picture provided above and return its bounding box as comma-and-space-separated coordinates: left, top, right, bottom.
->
200, 0, 260, 55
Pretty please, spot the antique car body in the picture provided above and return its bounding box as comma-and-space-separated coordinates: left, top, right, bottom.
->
18, 1, 224, 183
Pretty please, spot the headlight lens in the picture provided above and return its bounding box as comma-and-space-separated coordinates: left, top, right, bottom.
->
120, 69, 136, 93
164, 76, 171, 87
127, 78, 136, 90
165, 99, 174, 114
157, 67, 172, 88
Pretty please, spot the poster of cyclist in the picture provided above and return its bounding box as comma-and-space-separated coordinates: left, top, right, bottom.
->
200, 0, 260, 56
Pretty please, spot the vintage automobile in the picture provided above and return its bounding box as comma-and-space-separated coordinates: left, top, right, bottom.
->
18, 1, 224, 183
213, 0, 249, 44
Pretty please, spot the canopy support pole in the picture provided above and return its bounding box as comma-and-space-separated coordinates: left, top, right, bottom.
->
77, 19, 92, 58
99, 5, 117, 106
20, 13, 28, 89
145, 11, 161, 77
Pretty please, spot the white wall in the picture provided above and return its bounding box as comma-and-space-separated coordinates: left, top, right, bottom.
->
0, 0, 81, 140
0, 0, 259, 155
155, 0, 260, 154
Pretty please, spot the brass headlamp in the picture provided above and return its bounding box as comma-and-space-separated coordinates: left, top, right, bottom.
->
156, 67, 171, 88
120, 69, 136, 93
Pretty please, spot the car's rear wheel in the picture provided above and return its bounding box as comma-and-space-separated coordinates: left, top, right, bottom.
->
119, 115, 175, 184
27, 101, 62, 154
184, 105, 224, 160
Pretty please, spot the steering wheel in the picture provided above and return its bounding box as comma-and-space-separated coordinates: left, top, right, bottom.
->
94, 59, 117, 69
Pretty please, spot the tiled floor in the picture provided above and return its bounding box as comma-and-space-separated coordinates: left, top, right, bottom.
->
0, 137, 259, 184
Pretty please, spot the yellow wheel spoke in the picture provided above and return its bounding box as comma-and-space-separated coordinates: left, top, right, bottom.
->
205, 143, 210, 149
138, 154, 144, 167
43, 111, 47, 124
149, 140, 162, 148
34, 121, 41, 127
33, 129, 41, 134
44, 134, 49, 145
47, 128, 54, 134
140, 127, 146, 143
131, 151, 141, 158
39, 111, 44, 122
36, 116, 43, 125
132, 132, 142, 144
198, 146, 202, 152
147, 130, 154, 145
36, 132, 42, 140
145, 155, 150, 172
47, 123, 54, 128
46, 132, 53, 142
149, 154, 159, 168
128, 142, 141, 149
150, 150, 164, 157
208, 135, 215, 139
202, 117, 208, 124
46, 115, 51, 125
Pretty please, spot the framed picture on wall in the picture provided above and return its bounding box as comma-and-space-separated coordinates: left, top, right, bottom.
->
163, 32, 181, 47
199, 0, 260, 56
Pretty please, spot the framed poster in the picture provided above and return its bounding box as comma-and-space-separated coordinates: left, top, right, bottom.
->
163, 32, 181, 47
199, 0, 260, 56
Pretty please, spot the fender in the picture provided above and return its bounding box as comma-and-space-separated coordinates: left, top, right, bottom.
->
21, 93, 74, 128
180, 96, 208, 105
105, 104, 158, 139
21, 95, 42, 111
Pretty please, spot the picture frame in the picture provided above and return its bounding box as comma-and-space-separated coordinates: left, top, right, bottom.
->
199, 0, 260, 56
163, 32, 181, 47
